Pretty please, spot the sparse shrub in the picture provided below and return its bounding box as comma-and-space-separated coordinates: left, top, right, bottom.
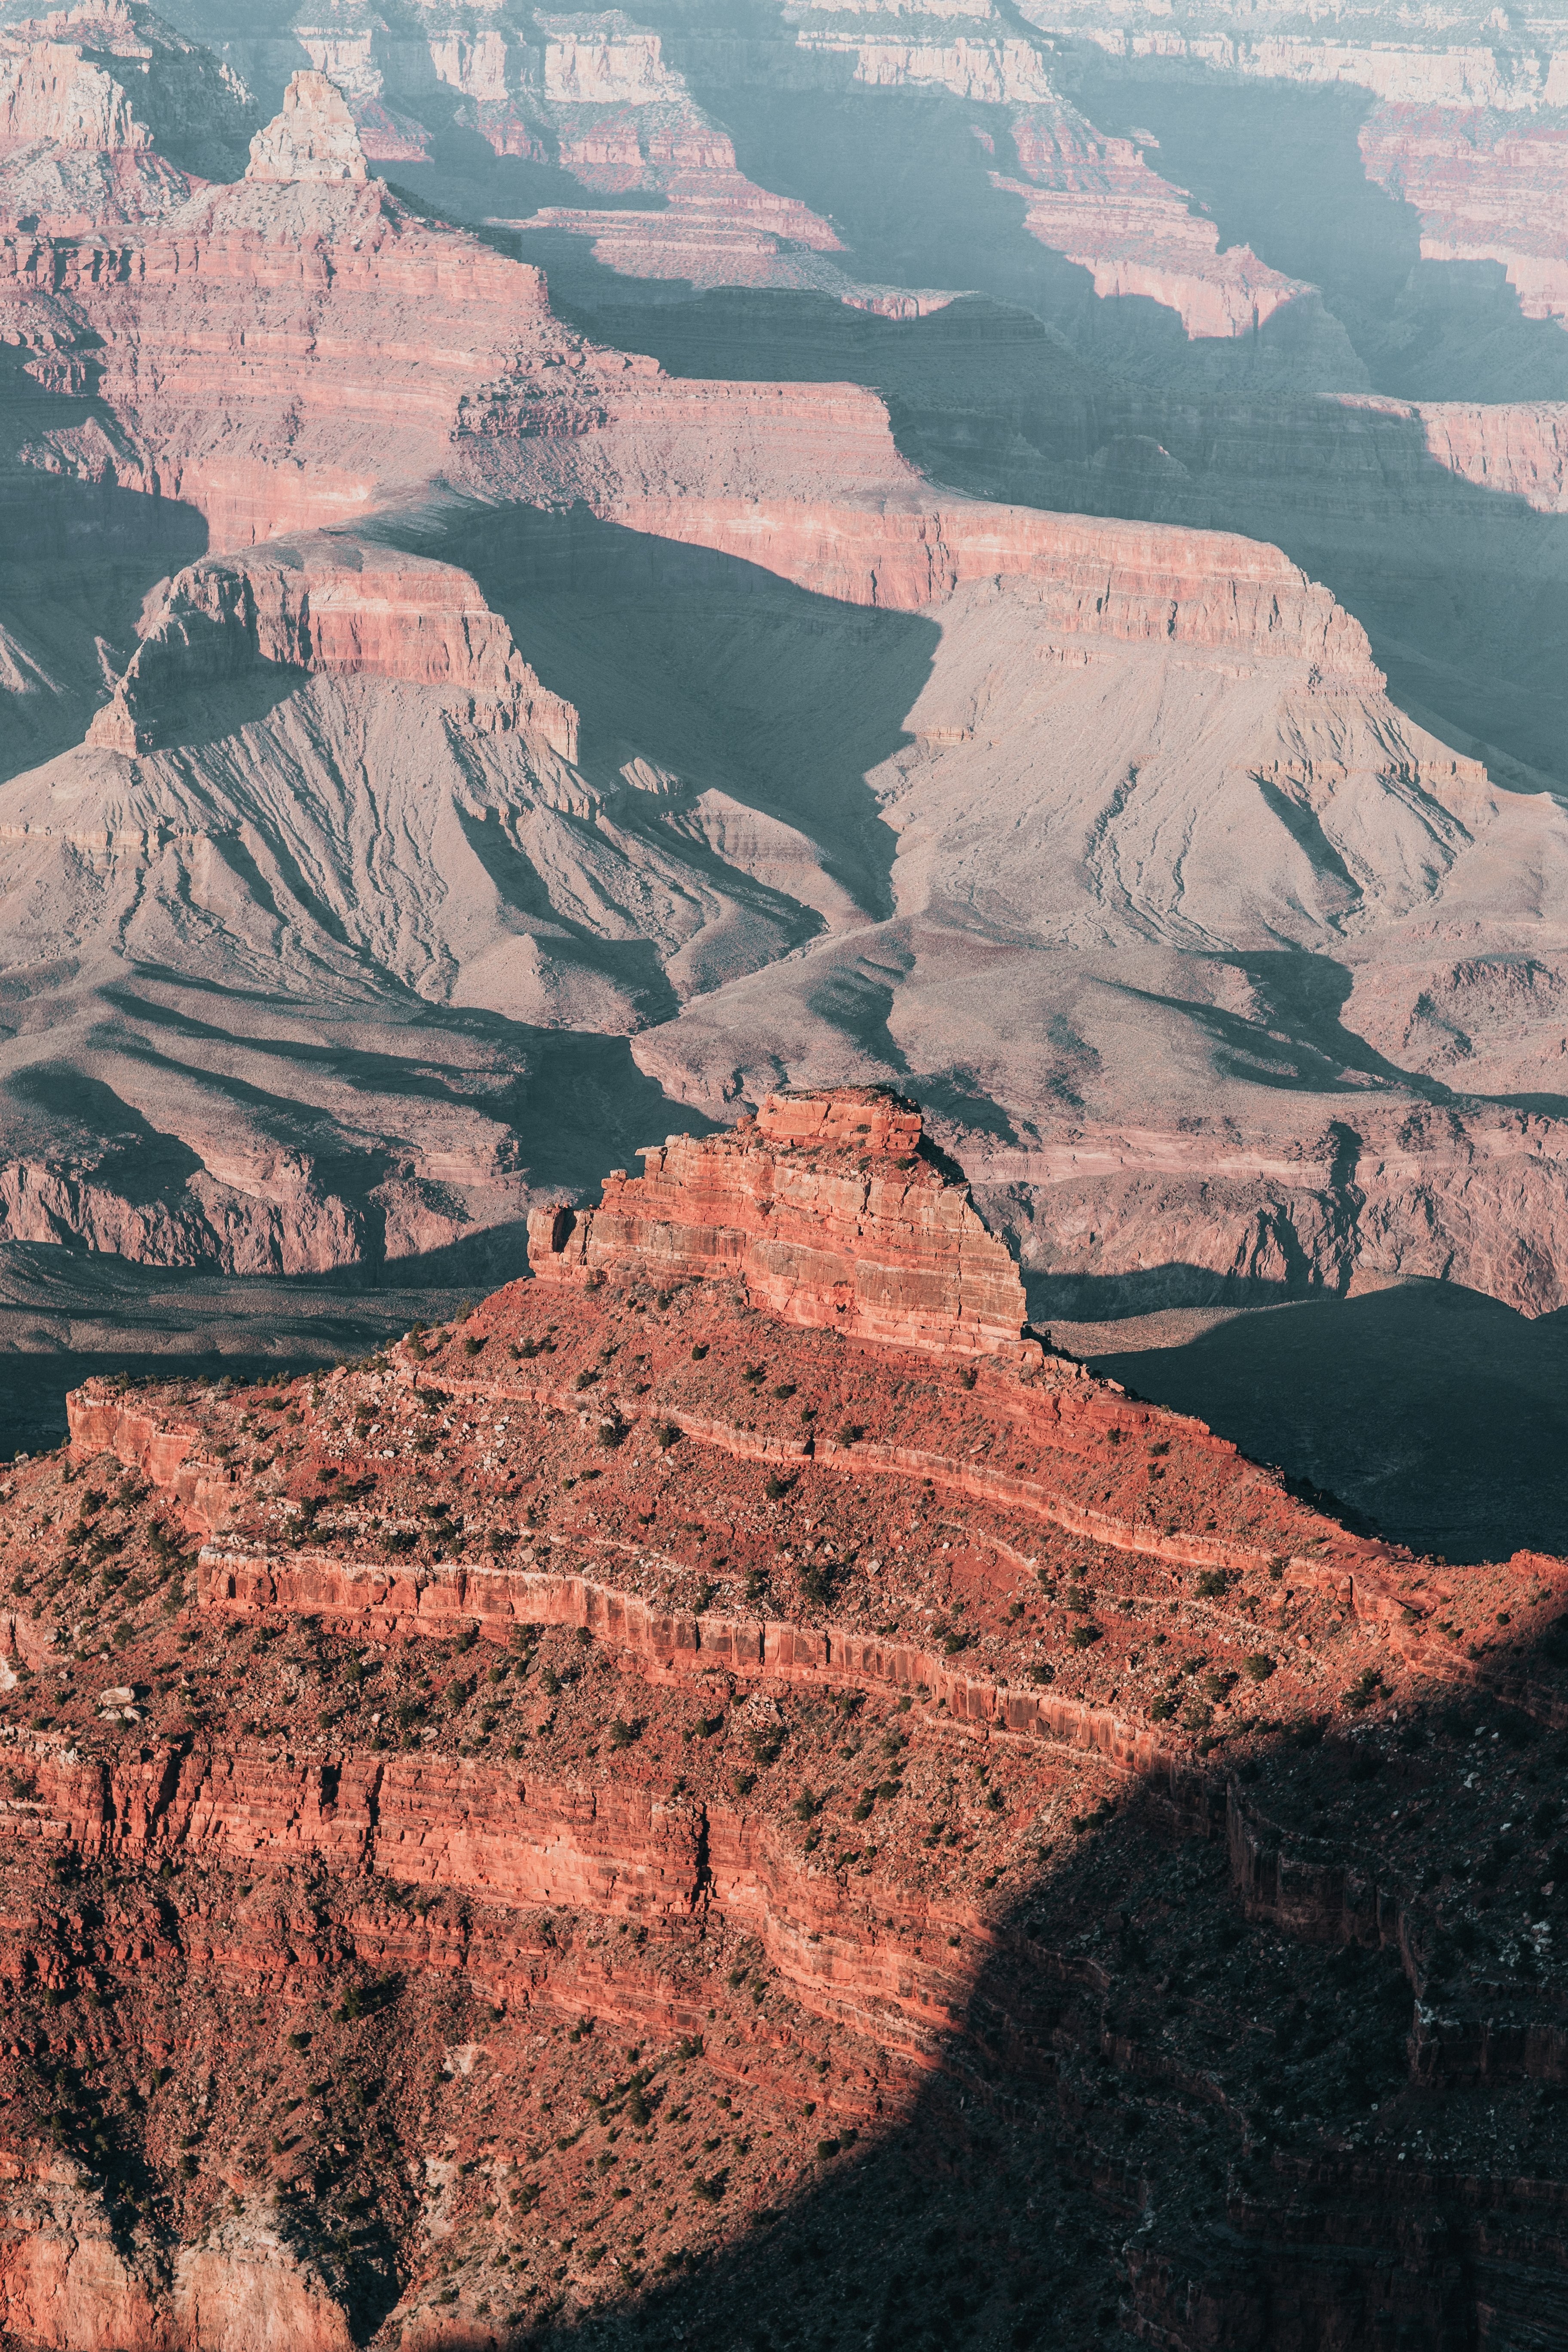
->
1341, 1669, 1384, 1713
798, 1559, 833, 1607
1194, 1570, 1229, 1599
1242, 1653, 1276, 1683
1068, 1623, 1101, 1651
837, 1422, 865, 1446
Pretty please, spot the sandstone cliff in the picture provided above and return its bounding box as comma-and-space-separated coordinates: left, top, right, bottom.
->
86, 539, 579, 761
527, 1084, 1038, 1358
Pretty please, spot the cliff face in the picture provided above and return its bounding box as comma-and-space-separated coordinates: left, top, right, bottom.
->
0, 1099, 1558, 2347
527, 1084, 1037, 1358
1361, 102, 1568, 325
86, 541, 579, 760
610, 493, 1385, 673
999, 102, 1312, 341
0, 1, 254, 178
244, 68, 366, 186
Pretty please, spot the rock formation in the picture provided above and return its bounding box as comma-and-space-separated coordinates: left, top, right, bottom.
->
0, 1096, 1557, 2346
0, 0, 254, 191
1, 0, 1568, 1445
244, 68, 368, 187
85, 540, 579, 760
527, 1085, 1038, 1358
1360, 102, 1568, 325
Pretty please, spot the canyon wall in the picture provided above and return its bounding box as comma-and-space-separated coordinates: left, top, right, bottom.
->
86, 541, 579, 760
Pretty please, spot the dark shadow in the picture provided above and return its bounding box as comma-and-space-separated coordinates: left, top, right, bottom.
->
485, 90, 1568, 797
1063, 58, 1568, 400
388, 156, 673, 229
395, 503, 940, 928
495, 1605, 1568, 2352
1085, 1279, 1568, 1564
1028, 1262, 1299, 1322
3, 1066, 207, 1199
95, 986, 716, 1202
1111, 966, 1434, 1102
0, 340, 209, 784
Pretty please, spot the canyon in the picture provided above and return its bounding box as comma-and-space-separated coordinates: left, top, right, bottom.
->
0, 7, 1566, 2331
0, 0, 1565, 1369
0, 1089, 1556, 2351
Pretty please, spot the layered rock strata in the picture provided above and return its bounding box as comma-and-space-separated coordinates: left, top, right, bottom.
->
1361, 101, 1568, 325
0, 1107, 1556, 2345
86, 539, 579, 760
527, 1086, 1039, 1360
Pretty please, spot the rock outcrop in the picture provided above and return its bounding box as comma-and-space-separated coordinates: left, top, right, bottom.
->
1361, 101, 1568, 325
999, 102, 1313, 341
86, 539, 579, 760
0, 0, 254, 179
0, 1111, 1556, 2345
527, 1084, 1037, 1358
244, 68, 368, 187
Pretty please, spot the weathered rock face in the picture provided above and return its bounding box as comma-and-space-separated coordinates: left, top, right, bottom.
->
0, 1169, 1558, 2348
610, 493, 1385, 671
1360, 101, 1568, 324
999, 101, 1312, 341
0, 0, 254, 179
86, 539, 579, 760
244, 69, 366, 186
528, 1085, 1038, 1358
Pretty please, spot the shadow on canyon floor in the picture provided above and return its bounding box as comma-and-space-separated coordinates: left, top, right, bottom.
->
517, 264, 1568, 794
1076, 1277, 1568, 1567
420, 504, 940, 928
1062, 58, 1568, 404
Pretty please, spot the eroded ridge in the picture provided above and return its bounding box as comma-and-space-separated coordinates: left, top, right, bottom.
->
0, 1091, 1551, 2347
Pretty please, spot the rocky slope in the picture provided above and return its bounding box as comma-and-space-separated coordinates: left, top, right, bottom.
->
0, 1091, 1561, 2348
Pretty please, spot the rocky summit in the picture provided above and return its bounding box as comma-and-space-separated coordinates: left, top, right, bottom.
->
0, 1091, 1558, 2349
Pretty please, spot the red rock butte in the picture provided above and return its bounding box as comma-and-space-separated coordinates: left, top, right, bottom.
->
527, 1087, 1039, 1362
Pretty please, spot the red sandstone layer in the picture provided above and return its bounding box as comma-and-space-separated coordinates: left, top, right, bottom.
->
527, 1087, 1037, 1361
0, 1093, 1557, 2344
607, 493, 1382, 672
